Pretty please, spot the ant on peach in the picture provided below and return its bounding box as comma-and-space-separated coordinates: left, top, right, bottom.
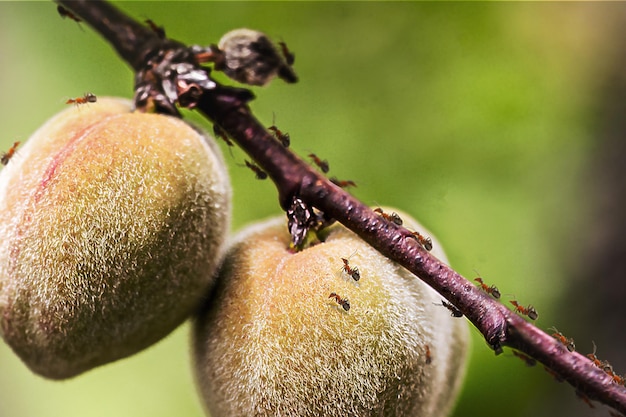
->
329, 292, 350, 311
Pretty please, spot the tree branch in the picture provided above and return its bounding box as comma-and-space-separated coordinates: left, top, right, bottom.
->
56, 0, 626, 414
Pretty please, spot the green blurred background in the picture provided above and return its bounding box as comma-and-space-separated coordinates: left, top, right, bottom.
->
1, 2, 625, 417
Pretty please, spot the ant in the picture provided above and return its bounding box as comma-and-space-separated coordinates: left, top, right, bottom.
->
549, 327, 575, 352
408, 231, 433, 251
330, 177, 357, 189
434, 300, 462, 318
587, 341, 604, 368
424, 345, 432, 364
66, 93, 97, 107
474, 276, 501, 299
213, 124, 234, 147
340, 256, 360, 281
1, 141, 20, 166
543, 366, 564, 383
268, 114, 290, 147
57, 5, 81, 23
145, 19, 166, 39
243, 160, 267, 180
308, 153, 329, 173
278, 41, 295, 66
509, 300, 538, 320
329, 292, 350, 311
575, 391, 595, 409
374, 207, 403, 226
512, 350, 537, 367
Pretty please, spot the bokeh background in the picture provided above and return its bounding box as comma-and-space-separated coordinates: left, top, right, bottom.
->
1, 2, 626, 417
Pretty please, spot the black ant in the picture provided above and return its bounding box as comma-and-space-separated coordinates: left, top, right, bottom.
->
474, 276, 501, 299
268, 114, 290, 147
243, 160, 267, 180
330, 177, 357, 189
510, 300, 538, 320
329, 292, 350, 311
1, 141, 20, 166
549, 327, 575, 352
278, 41, 295, 66
145, 19, 166, 39
66, 93, 97, 106
308, 153, 329, 173
340, 257, 360, 281
434, 300, 462, 318
373, 207, 403, 226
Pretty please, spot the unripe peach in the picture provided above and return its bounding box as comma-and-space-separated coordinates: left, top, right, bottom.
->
193, 209, 470, 417
0, 97, 231, 379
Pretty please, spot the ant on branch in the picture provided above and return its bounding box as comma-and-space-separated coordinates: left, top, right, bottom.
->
511, 350, 537, 367
213, 124, 234, 147
329, 292, 350, 311
340, 256, 360, 281
549, 327, 576, 352
278, 41, 295, 66
330, 177, 357, 189
308, 153, 329, 173
268, 114, 290, 147
1, 142, 20, 166
242, 160, 267, 180
434, 300, 463, 318
57, 5, 81, 22
510, 300, 538, 320
145, 19, 165, 39
66, 93, 97, 107
474, 275, 501, 299
408, 231, 433, 251
374, 207, 403, 226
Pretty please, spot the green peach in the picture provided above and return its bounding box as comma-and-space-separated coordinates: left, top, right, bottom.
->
193, 209, 470, 417
0, 97, 231, 379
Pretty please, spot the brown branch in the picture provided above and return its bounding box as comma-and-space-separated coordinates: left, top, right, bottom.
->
56, 0, 626, 414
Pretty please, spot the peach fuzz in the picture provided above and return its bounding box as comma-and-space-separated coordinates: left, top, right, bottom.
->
0, 97, 231, 379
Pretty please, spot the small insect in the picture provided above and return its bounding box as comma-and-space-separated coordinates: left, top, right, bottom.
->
329, 177, 357, 189
57, 5, 81, 23
575, 390, 595, 409
213, 124, 234, 147
510, 300, 538, 320
268, 114, 290, 147
1, 141, 20, 166
341, 256, 360, 281
408, 231, 433, 251
66, 93, 97, 106
145, 19, 166, 39
278, 41, 295, 66
329, 292, 350, 311
374, 207, 403, 226
308, 153, 329, 173
474, 276, 501, 299
543, 366, 564, 383
243, 160, 267, 180
434, 300, 463, 318
549, 327, 575, 352
424, 345, 432, 364
587, 342, 604, 368
512, 350, 537, 367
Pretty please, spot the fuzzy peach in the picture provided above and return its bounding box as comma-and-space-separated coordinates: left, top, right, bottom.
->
193, 209, 470, 417
0, 97, 231, 379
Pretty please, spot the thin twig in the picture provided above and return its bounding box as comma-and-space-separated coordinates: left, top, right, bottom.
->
55, 0, 626, 414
